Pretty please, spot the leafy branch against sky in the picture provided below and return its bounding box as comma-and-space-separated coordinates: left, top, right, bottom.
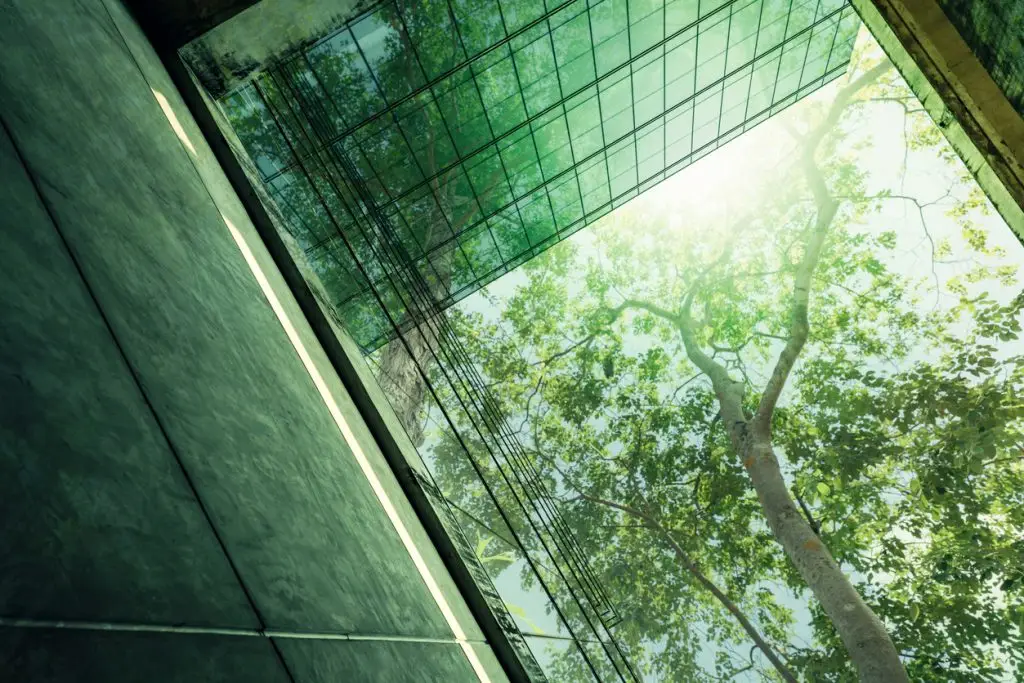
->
423, 28, 1024, 682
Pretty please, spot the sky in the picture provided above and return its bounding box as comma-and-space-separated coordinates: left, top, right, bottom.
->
378, 24, 1024, 682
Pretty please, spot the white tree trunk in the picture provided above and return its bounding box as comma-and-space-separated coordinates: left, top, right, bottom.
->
738, 431, 909, 682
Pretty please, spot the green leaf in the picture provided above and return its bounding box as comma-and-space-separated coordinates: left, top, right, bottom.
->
816, 482, 831, 497
910, 604, 920, 621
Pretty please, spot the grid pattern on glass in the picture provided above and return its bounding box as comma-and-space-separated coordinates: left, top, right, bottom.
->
220, 0, 860, 348
271, 114, 642, 680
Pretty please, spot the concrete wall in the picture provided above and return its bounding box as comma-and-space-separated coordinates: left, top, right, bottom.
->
0, 1, 505, 681
121, 0, 260, 50
860, 0, 1024, 243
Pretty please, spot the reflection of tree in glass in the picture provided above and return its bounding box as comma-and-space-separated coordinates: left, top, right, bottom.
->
218, 0, 860, 349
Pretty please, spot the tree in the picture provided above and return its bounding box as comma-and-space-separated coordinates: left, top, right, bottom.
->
211, 3, 1024, 678
439, 47, 1024, 681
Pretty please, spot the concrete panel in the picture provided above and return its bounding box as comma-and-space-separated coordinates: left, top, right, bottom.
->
0, 628, 288, 683
0, 0, 456, 639
0, 121, 255, 627
277, 638, 484, 682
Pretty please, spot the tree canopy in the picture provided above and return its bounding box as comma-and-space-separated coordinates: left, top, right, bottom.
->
412, 37, 1024, 681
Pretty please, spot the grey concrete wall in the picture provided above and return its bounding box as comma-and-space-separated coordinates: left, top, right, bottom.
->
0, 1, 505, 681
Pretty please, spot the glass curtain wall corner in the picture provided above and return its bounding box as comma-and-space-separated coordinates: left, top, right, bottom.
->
212, 0, 861, 350
181, 1, 865, 680
936, 0, 1024, 117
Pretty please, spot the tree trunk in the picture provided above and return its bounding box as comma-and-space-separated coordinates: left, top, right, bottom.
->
376, 329, 431, 447
373, 245, 455, 449
670, 294, 908, 679
737, 429, 909, 682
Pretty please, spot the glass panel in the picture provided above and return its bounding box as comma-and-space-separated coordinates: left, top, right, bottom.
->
398, 0, 467, 80
633, 56, 665, 123
536, 116, 576, 177
549, 174, 585, 229
211, 0, 860, 353
629, 2, 664, 56
466, 146, 514, 213
451, 0, 507, 55
500, 0, 547, 33
599, 74, 633, 141
307, 29, 388, 127
477, 48, 528, 135
351, 8, 425, 103
435, 72, 492, 156
490, 207, 530, 260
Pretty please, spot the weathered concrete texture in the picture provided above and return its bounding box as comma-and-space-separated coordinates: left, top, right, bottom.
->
179, 0, 375, 97
102, 0, 485, 640
0, 0, 499, 680
278, 639, 484, 682
0, 629, 288, 683
0, 0, 449, 638
0, 630, 495, 683
861, 0, 1024, 243
121, 0, 261, 50
1, 628, 491, 683
0, 113, 256, 629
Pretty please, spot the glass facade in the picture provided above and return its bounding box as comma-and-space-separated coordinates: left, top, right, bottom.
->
186, 2, 866, 679
937, 0, 1024, 118
213, 0, 860, 349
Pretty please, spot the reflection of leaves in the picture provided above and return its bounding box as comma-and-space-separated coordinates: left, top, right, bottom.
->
505, 601, 546, 636
474, 534, 515, 570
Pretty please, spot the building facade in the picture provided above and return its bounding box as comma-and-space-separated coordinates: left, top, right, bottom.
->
1, 0, 1022, 682
186, 0, 861, 348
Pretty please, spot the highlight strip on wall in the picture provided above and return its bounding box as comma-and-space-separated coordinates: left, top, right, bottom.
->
220, 213, 492, 683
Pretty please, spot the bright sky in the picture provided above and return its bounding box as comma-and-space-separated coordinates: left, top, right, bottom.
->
438, 25, 1024, 681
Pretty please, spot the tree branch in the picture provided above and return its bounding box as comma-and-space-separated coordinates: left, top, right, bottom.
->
752, 192, 836, 437
793, 488, 822, 537
620, 297, 680, 325
574, 492, 799, 683
748, 64, 892, 436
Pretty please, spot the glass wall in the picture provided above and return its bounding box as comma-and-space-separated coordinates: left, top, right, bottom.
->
183, 2, 874, 679
212, 0, 860, 349
937, 0, 1024, 117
